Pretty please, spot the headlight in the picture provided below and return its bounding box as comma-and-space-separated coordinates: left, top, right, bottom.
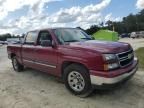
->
103, 54, 117, 61
103, 54, 119, 71
104, 63, 119, 71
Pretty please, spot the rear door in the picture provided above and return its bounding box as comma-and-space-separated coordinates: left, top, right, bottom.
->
33, 30, 58, 75
22, 31, 38, 68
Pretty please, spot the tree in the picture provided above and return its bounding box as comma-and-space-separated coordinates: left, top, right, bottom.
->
85, 9, 144, 34
85, 25, 100, 35
0, 33, 12, 41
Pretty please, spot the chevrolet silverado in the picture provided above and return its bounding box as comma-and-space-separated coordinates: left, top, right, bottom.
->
7, 28, 138, 97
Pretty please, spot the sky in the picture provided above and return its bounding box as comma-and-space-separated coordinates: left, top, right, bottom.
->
0, 0, 144, 35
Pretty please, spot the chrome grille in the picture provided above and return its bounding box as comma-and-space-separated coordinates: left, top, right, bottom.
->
117, 50, 134, 67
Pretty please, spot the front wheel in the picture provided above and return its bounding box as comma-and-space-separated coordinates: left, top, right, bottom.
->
12, 57, 24, 72
63, 64, 92, 97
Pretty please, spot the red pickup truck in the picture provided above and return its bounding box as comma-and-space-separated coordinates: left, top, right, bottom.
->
7, 28, 138, 97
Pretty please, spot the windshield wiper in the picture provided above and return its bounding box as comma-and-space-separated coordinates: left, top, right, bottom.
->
80, 38, 92, 40
64, 40, 79, 42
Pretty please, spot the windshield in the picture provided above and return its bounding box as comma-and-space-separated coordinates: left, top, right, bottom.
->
54, 28, 92, 44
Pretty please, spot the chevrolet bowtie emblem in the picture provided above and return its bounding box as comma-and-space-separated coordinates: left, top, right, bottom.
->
128, 54, 132, 59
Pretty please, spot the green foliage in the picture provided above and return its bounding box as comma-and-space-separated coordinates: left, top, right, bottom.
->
85, 25, 100, 35
135, 47, 144, 69
0, 33, 11, 41
0, 33, 21, 41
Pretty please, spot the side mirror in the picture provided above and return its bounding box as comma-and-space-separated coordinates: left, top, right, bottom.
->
41, 40, 52, 47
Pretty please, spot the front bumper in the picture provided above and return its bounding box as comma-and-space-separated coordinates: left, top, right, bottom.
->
90, 58, 138, 88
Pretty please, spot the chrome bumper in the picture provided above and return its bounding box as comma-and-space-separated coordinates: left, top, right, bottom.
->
90, 59, 138, 86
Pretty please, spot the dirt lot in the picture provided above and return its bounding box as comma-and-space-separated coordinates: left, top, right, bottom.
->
0, 39, 144, 108
119, 38, 144, 50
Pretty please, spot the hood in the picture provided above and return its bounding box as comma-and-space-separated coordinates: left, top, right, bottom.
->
67, 40, 131, 53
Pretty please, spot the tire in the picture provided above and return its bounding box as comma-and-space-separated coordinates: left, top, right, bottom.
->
12, 56, 24, 72
63, 64, 92, 97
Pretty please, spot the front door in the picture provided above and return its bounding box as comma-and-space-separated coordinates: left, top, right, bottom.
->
33, 30, 58, 75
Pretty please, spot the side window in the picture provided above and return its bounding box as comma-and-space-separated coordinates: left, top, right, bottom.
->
25, 31, 37, 44
38, 31, 52, 45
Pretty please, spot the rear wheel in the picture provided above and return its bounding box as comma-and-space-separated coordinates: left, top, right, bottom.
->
63, 64, 92, 97
12, 56, 24, 72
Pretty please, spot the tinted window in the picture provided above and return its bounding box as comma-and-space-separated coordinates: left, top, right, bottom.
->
38, 31, 52, 45
25, 31, 37, 44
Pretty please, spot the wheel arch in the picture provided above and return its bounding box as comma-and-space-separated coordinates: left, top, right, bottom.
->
10, 53, 16, 59
61, 61, 89, 78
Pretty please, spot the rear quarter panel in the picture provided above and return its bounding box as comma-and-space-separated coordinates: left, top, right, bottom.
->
7, 44, 23, 64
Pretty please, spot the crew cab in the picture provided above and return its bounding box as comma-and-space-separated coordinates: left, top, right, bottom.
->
7, 28, 138, 97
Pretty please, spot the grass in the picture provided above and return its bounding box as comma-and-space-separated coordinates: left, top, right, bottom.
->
135, 47, 144, 69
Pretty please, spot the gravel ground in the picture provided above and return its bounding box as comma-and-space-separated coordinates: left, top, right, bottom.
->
0, 39, 144, 108
119, 38, 144, 50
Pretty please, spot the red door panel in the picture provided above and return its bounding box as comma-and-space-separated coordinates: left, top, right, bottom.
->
33, 46, 58, 75
22, 45, 36, 68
